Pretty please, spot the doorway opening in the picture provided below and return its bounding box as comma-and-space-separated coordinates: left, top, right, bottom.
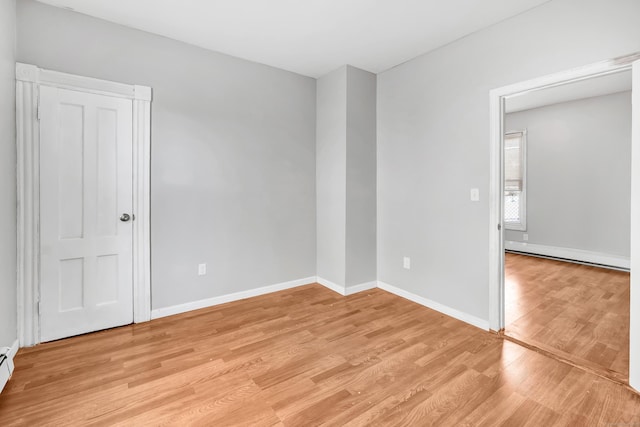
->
505, 72, 631, 382
488, 53, 640, 391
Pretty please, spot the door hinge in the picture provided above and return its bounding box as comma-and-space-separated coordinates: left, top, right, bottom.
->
497, 223, 502, 231
36, 95, 41, 121
37, 301, 40, 315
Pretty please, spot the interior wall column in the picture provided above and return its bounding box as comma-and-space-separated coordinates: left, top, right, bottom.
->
316, 65, 376, 293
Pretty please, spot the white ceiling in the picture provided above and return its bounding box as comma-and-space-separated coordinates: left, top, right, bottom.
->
506, 70, 632, 113
36, 0, 552, 78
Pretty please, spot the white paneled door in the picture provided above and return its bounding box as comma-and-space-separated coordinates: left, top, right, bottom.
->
39, 86, 134, 342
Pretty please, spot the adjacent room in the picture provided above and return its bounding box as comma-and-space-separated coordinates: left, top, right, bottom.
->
502, 72, 632, 382
1, 0, 640, 424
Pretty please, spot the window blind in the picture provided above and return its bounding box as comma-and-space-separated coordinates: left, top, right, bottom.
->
504, 132, 523, 191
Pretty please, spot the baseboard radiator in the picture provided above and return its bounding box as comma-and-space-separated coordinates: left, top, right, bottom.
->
504, 241, 630, 271
0, 347, 14, 393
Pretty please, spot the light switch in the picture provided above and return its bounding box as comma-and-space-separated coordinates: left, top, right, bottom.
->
198, 263, 207, 276
470, 188, 480, 202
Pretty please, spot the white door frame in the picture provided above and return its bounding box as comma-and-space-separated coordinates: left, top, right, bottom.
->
489, 52, 640, 391
15, 63, 152, 346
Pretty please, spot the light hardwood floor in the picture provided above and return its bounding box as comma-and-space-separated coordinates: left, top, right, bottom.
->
505, 252, 630, 383
1, 283, 639, 425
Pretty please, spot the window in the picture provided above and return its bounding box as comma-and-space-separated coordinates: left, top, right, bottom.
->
504, 131, 526, 231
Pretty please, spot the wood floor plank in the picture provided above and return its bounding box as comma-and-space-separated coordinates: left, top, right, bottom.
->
0, 283, 639, 425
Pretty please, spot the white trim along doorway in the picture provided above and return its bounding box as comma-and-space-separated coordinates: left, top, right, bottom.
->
15, 63, 152, 346
489, 53, 640, 392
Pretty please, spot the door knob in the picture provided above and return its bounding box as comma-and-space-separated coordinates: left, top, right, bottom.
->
120, 213, 131, 222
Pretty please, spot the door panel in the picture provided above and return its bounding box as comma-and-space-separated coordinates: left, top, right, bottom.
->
57, 103, 84, 240
59, 258, 84, 311
40, 86, 134, 342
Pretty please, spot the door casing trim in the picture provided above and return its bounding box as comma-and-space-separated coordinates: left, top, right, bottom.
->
16, 63, 152, 346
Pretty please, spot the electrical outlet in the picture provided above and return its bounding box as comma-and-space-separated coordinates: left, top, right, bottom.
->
198, 263, 207, 276
403, 257, 411, 270
523, 234, 529, 241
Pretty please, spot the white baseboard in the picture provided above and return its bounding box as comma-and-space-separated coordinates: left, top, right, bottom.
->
377, 281, 490, 331
0, 339, 19, 394
316, 277, 377, 296
151, 276, 317, 319
505, 241, 630, 270
150, 275, 490, 334
345, 281, 378, 296
316, 277, 345, 295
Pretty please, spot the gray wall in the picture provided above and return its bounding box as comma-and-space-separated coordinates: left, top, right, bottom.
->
0, 0, 16, 348
316, 67, 347, 285
505, 92, 632, 257
316, 66, 376, 288
345, 66, 376, 287
377, 0, 640, 321
17, 0, 317, 310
